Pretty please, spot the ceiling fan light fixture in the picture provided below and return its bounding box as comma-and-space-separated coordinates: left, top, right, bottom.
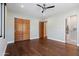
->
36, 4, 55, 13
21, 4, 24, 8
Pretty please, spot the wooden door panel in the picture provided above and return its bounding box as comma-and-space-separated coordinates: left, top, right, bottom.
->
15, 18, 23, 41
23, 34, 30, 40
15, 18, 30, 42
39, 21, 47, 39
23, 20, 30, 40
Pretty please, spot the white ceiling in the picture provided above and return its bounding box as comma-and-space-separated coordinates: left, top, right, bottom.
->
7, 3, 79, 19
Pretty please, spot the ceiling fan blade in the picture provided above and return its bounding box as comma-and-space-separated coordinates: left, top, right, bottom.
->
36, 4, 43, 8
46, 6, 55, 9
42, 9, 44, 13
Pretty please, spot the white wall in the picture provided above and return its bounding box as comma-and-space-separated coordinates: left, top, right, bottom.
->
7, 11, 40, 43
47, 8, 79, 45
7, 7, 79, 45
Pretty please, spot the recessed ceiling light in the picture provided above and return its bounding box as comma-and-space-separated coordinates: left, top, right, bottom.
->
21, 4, 24, 8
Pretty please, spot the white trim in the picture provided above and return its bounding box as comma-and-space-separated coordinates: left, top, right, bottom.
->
7, 41, 14, 44
7, 37, 65, 44
7, 37, 39, 44
48, 37, 79, 46
30, 37, 39, 40
77, 44, 79, 46
48, 37, 65, 43
7, 37, 79, 46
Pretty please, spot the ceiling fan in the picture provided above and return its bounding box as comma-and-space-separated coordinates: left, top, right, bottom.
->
36, 4, 55, 13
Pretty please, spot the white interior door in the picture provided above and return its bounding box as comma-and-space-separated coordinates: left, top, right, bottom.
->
65, 15, 77, 45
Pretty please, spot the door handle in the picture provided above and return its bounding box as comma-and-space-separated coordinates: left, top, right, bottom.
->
73, 28, 77, 31
66, 25, 69, 34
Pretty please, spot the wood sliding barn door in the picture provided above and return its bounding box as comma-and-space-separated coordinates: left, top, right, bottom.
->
15, 18, 30, 42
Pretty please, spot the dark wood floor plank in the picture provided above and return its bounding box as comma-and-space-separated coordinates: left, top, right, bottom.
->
5, 39, 78, 56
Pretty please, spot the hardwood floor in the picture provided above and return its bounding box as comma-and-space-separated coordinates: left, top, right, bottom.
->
5, 39, 79, 56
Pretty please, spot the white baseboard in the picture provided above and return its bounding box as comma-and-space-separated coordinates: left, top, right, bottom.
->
7, 37, 79, 46
7, 41, 14, 44
30, 37, 39, 40
48, 37, 65, 43
48, 37, 79, 46
7, 38, 39, 44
